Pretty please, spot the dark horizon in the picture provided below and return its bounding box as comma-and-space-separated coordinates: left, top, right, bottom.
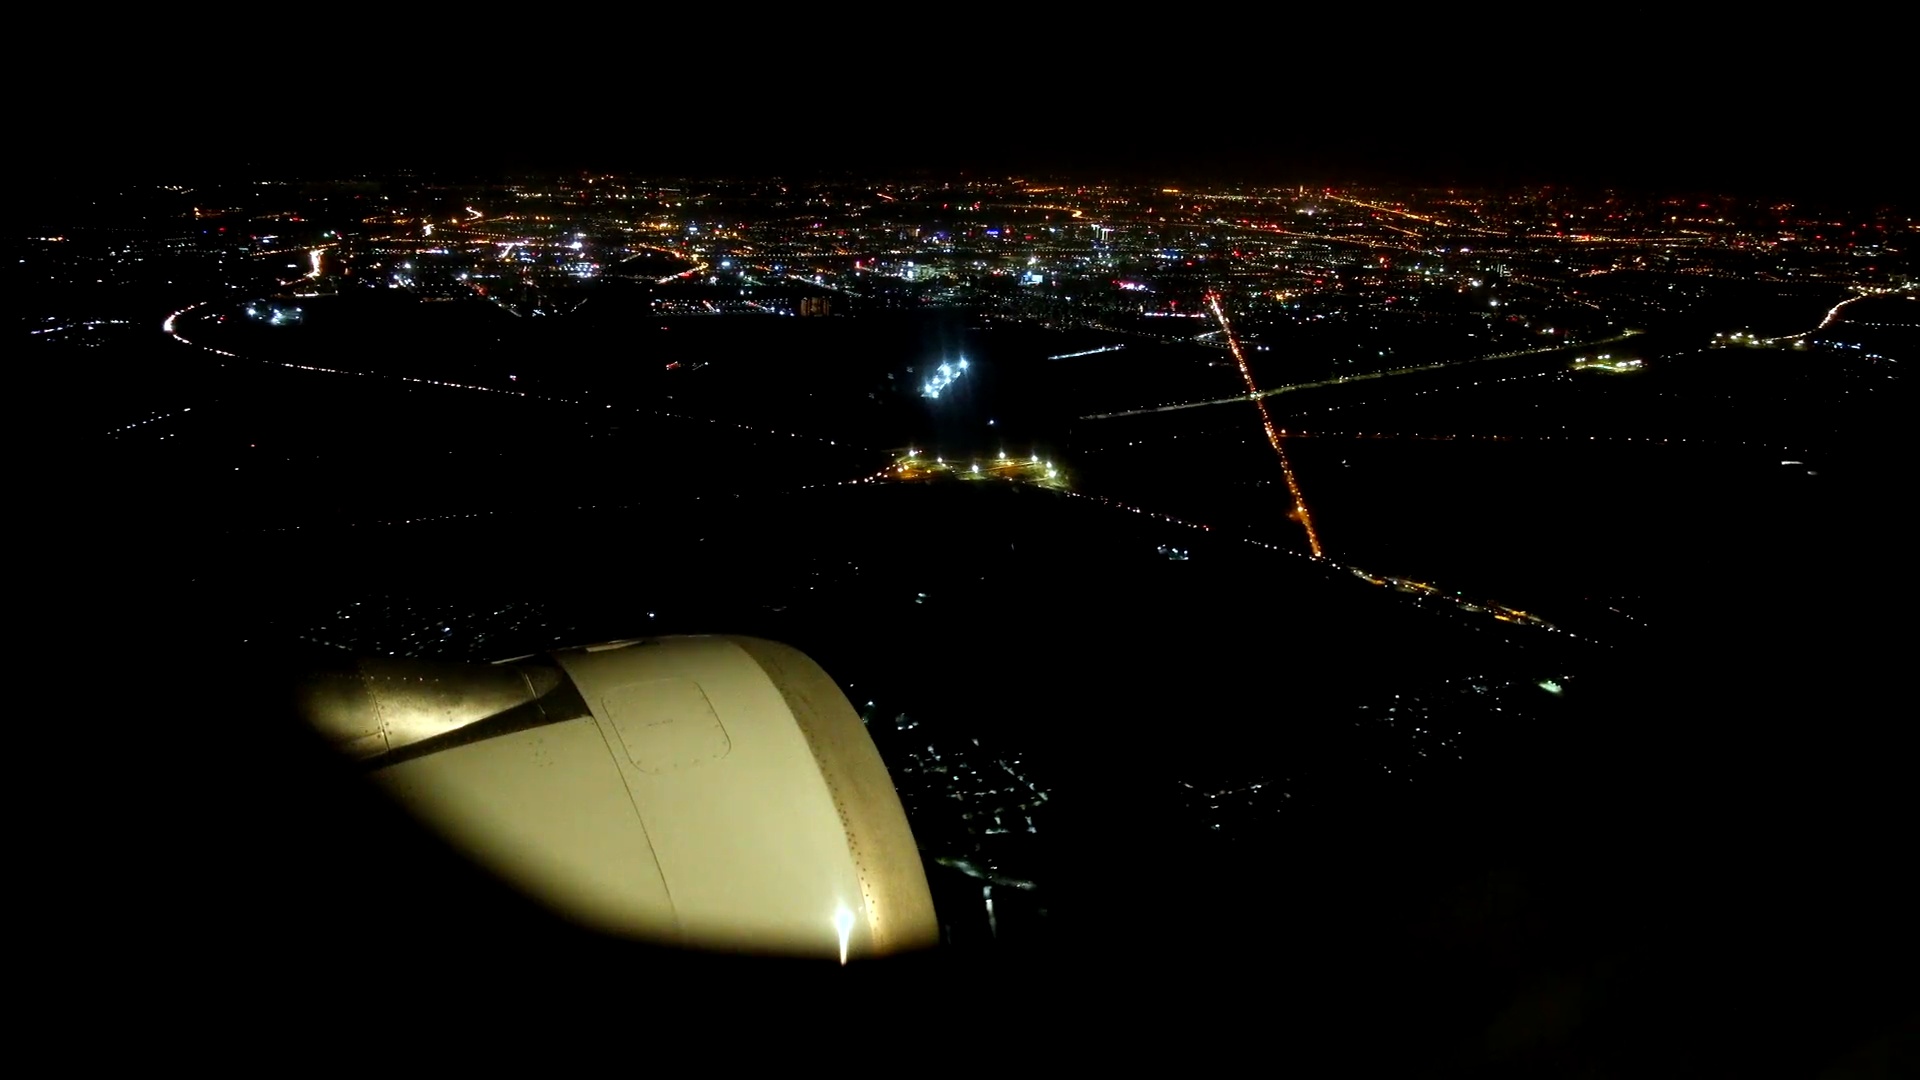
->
17, 48, 1907, 203
22, 144, 1906, 210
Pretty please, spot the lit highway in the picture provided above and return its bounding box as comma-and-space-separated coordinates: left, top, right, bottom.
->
1080, 332, 1644, 421
1207, 291, 1324, 558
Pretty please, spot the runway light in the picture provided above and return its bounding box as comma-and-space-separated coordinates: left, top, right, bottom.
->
833, 904, 856, 965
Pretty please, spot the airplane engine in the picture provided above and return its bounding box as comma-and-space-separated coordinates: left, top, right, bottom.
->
292, 635, 939, 962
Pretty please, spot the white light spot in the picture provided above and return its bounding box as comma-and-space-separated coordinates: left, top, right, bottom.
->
833, 904, 856, 965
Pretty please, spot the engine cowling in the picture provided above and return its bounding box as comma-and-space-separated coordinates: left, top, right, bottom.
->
292, 635, 938, 962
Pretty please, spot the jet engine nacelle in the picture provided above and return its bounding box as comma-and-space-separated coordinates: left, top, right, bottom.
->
293, 635, 938, 962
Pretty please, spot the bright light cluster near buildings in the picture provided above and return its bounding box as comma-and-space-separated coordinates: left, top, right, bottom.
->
921, 358, 968, 398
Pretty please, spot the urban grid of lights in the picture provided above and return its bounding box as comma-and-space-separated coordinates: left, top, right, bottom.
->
124, 174, 1895, 672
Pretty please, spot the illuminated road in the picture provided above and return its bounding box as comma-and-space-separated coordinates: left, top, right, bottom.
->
613, 244, 707, 284
1207, 291, 1323, 558
1753, 284, 1915, 345
159, 300, 869, 459
1081, 332, 1642, 421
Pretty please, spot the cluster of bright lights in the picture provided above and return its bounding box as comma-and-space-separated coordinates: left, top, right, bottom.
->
921, 358, 968, 399
246, 304, 304, 326
1572, 353, 1645, 372
885, 449, 1061, 487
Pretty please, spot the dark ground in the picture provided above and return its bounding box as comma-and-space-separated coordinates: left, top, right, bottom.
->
42, 463, 1914, 1071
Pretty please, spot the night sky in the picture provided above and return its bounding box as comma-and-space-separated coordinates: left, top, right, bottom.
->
20, 29, 1906, 200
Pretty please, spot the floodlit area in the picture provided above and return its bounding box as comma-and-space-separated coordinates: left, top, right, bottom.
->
1570, 353, 1645, 373
888, 447, 1067, 490
921, 358, 970, 399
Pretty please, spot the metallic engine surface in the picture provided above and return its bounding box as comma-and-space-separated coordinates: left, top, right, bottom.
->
292, 636, 937, 959
296, 656, 564, 761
